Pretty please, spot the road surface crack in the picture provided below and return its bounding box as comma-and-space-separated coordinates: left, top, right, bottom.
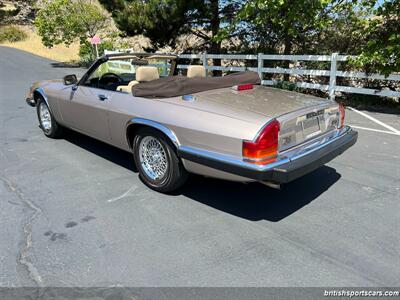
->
0, 176, 43, 287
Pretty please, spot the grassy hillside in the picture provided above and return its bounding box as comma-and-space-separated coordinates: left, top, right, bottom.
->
0, 1, 80, 61
0, 26, 80, 61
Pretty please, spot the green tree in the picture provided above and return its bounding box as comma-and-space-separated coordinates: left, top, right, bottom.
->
218, 0, 364, 80
99, 0, 241, 52
352, 0, 399, 76
35, 0, 110, 47
99, 0, 243, 73
223, 0, 362, 55
311, 7, 368, 56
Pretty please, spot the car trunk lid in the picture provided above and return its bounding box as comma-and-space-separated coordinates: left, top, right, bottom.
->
159, 85, 340, 150
192, 85, 341, 151
193, 85, 329, 118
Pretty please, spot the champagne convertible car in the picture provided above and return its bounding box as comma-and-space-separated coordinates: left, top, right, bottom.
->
26, 53, 357, 193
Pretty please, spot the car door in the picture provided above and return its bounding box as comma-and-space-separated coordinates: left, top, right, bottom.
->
57, 59, 116, 142
58, 85, 112, 142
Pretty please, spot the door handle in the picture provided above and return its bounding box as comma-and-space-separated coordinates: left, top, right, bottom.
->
98, 94, 108, 101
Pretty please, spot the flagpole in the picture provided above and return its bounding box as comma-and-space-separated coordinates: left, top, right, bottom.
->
90, 36, 101, 59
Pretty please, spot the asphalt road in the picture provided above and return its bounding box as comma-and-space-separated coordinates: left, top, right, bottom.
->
0, 46, 399, 288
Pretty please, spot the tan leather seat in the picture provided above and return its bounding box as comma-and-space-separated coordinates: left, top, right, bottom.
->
136, 66, 160, 82
187, 65, 206, 78
117, 66, 160, 92
117, 80, 139, 93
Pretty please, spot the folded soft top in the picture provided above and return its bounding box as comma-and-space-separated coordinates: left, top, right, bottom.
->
132, 71, 261, 98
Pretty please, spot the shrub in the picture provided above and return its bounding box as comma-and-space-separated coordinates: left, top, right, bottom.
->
0, 26, 27, 43
35, 0, 109, 48
78, 40, 115, 64
273, 80, 297, 91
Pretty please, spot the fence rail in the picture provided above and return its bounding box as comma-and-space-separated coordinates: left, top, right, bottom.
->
177, 53, 400, 99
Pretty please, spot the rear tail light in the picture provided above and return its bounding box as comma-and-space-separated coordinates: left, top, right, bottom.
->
338, 104, 345, 129
242, 119, 280, 164
232, 84, 254, 91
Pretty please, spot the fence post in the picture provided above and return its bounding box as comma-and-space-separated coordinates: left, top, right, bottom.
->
257, 53, 263, 82
203, 52, 208, 77
329, 53, 338, 101
162, 59, 168, 77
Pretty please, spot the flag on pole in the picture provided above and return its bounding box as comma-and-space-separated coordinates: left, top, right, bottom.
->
90, 36, 101, 58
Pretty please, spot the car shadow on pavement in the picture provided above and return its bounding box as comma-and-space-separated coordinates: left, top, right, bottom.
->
63, 129, 137, 171
50, 62, 83, 68
181, 166, 341, 222
62, 128, 340, 222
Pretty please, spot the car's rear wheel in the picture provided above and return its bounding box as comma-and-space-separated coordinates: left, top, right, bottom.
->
36, 97, 63, 138
133, 128, 188, 193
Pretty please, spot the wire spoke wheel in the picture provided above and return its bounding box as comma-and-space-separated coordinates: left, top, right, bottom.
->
138, 136, 169, 181
39, 101, 52, 132
133, 129, 188, 193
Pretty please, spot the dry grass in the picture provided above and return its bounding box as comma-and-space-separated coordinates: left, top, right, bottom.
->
0, 26, 80, 62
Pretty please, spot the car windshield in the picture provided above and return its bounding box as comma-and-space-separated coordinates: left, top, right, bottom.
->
83, 57, 174, 91
94, 58, 171, 81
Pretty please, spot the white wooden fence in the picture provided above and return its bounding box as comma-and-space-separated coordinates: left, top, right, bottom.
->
104, 50, 399, 100
177, 53, 400, 100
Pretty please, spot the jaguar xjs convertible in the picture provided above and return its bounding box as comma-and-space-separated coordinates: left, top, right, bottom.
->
26, 52, 357, 193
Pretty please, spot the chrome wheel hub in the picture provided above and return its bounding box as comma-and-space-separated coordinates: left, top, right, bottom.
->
139, 136, 168, 180
39, 102, 52, 132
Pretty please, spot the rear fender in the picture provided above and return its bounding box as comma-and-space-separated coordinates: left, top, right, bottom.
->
125, 118, 180, 150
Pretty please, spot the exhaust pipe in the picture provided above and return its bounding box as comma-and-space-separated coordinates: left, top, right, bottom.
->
259, 181, 281, 190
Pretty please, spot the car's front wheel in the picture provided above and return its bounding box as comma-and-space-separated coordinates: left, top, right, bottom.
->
133, 128, 188, 193
36, 97, 63, 138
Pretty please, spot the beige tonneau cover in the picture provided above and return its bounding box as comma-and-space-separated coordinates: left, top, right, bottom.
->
132, 72, 261, 98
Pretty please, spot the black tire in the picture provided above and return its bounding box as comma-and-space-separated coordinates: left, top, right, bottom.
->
36, 97, 63, 138
133, 128, 188, 193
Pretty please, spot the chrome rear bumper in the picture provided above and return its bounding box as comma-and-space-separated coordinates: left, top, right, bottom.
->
178, 126, 358, 183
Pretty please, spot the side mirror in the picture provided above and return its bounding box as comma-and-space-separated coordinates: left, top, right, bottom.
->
63, 74, 77, 86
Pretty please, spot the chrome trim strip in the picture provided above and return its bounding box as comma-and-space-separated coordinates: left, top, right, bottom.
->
33, 88, 48, 105
280, 127, 340, 156
247, 102, 338, 146
126, 118, 181, 148
282, 126, 350, 160
277, 101, 336, 125
179, 145, 289, 171
33, 87, 53, 113
178, 126, 353, 172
